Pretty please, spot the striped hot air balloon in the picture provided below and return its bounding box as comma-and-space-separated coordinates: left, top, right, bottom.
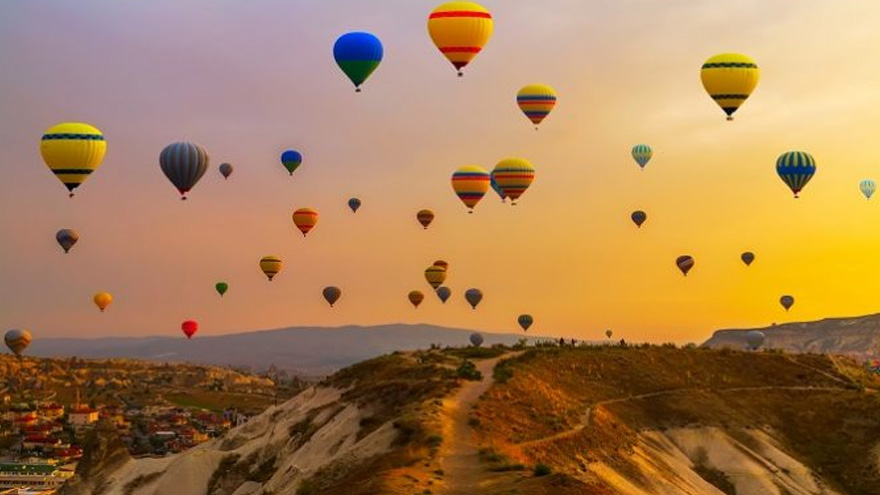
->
676, 255, 695, 276
860, 179, 876, 199
632, 144, 652, 170
427, 2, 493, 76
40, 122, 107, 197
451, 166, 490, 213
4, 329, 32, 358
292, 208, 319, 237
776, 151, 816, 198
700, 53, 760, 121
492, 158, 535, 205
489, 172, 506, 202
433, 260, 449, 271
159, 142, 210, 200
425, 266, 447, 289
260, 255, 283, 281
518, 314, 533, 332
417, 209, 435, 229
516, 84, 557, 129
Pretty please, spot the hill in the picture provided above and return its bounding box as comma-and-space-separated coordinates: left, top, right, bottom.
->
65, 343, 880, 495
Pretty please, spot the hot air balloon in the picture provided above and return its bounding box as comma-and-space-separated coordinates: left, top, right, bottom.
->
492, 158, 535, 206
219, 163, 233, 180
348, 198, 361, 213
4, 329, 32, 358
427, 2, 493, 77
631, 210, 647, 228
436, 286, 451, 303
181, 320, 198, 339
605, 329, 613, 340
409, 290, 425, 308
159, 142, 210, 200
417, 209, 435, 229
56, 229, 79, 254
469, 332, 484, 347
860, 179, 876, 199
518, 314, 533, 332
451, 166, 490, 213
334, 32, 383, 92
780, 295, 795, 311
489, 172, 506, 203
676, 255, 694, 276
260, 256, 283, 281
93, 292, 113, 312
464, 288, 483, 309
292, 208, 318, 237
425, 266, 447, 289
745, 330, 765, 350
323, 286, 342, 307
433, 260, 449, 271
40, 122, 107, 197
632, 144, 652, 170
215, 282, 228, 297
741, 252, 755, 266
700, 53, 760, 120
516, 84, 557, 129
280, 150, 302, 176
776, 151, 816, 198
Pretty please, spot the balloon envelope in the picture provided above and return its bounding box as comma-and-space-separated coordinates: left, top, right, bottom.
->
280, 150, 302, 176
489, 172, 506, 202
516, 84, 557, 127
181, 320, 198, 339
40, 122, 106, 197
417, 209, 435, 229
436, 286, 451, 303
348, 198, 361, 212
676, 255, 694, 276
333, 32, 383, 91
631, 210, 647, 228
631, 144, 652, 169
219, 162, 233, 179
94, 292, 113, 312
215, 282, 228, 297
323, 286, 342, 307
464, 288, 483, 309
700, 53, 760, 120
518, 314, 533, 332
159, 142, 210, 199
860, 179, 876, 199
741, 252, 755, 266
746, 330, 765, 350
408, 290, 425, 308
605, 329, 613, 339
56, 229, 79, 253
4, 329, 32, 357
425, 266, 447, 289
776, 151, 816, 198
451, 166, 490, 212
427, 2, 493, 76
433, 260, 449, 271
292, 208, 319, 237
780, 295, 795, 311
492, 158, 535, 205
469, 332, 484, 347
260, 256, 283, 281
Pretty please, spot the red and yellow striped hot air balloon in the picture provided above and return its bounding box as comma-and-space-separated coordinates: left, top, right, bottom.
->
451, 166, 490, 213
516, 84, 557, 129
428, 2, 493, 77
292, 208, 318, 237
492, 158, 535, 205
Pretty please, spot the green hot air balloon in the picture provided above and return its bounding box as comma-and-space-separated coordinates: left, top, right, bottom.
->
215, 282, 228, 297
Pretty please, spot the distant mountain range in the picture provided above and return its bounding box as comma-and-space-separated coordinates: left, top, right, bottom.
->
29, 324, 541, 375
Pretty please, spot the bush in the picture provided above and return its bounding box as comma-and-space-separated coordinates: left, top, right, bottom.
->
456, 360, 483, 381
533, 463, 552, 477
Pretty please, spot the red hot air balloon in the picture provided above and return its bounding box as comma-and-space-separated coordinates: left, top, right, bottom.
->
181, 320, 198, 339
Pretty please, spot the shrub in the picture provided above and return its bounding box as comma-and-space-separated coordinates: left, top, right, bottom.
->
533, 463, 552, 477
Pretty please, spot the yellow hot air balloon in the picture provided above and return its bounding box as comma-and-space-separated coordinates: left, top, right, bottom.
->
292, 208, 319, 237
260, 255, 283, 281
40, 122, 107, 197
93, 292, 113, 312
425, 266, 447, 289
451, 165, 490, 213
516, 84, 557, 129
492, 158, 535, 205
427, 2, 493, 76
700, 53, 760, 121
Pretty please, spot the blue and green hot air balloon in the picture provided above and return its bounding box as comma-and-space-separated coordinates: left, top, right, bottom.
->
776, 151, 816, 198
333, 32, 383, 92
280, 149, 302, 176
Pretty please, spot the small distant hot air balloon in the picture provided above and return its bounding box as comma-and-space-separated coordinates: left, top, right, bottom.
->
436, 286, 451, 303
159, 142, 210, 200
417, 209, 435, 229
776, 151, 816, 198
605, 329, 613, 340
40, 122, 107, 197
860, 179, 876, 199
181, 320, 198, 339
280, 150, 302, 176
700, 53, 760, 120
780, 295, 795, 311
469, 332, 484, 347
425, 266, 447, 289
427, 2, 493, 77
260, 256, 283, 281
489, 172, 506, 203
631, 210, 647, 228
348, 198, 361, 213
518, 314, 533, 332
741, 252, 755, 266
492, 158, 535, 206
676, 255, 694, 276
215, 282, 228, 297
745, 330, 765, 350
4, 329, 32, 359
632, 144, 652, 170
334, 32, 383, 92
464, 288, 483, 309
323, 286, 342, 307
292, 208, 319, 237
93, 292, 113, 312
517, 84, 557, 129
409, 290, 425, 308
451, 166, 490, 213
433, 260, 449, 271
56, 229, 79, 253
219, 163, 233, 180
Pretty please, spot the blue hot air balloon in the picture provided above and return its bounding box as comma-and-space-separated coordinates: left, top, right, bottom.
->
776, 151, 816, 198
333, 32, 383, 92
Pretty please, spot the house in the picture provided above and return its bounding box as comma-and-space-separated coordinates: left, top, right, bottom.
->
67, 407, 98, 427
0, 462, 73, 490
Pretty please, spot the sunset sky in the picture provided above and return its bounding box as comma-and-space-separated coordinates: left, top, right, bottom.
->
2, 0, 880, 342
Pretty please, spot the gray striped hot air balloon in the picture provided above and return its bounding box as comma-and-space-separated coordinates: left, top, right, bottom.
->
4, 329, 32, 359
159, 142, 210, 200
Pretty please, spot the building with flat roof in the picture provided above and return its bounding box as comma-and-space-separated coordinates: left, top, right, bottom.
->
0, 463, 73, 490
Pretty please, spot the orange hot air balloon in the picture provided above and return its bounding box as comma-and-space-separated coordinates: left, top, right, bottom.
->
433, 260, 449, 271
417, 209, 435, 229
292, 208, 318, 237
425, 266, 447, 289
93, 292, 113, 312
409, 290, 425, 308
451, 166, 490, 213
427, 2, 494, 77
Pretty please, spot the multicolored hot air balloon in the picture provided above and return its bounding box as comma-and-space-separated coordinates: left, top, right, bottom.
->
745, 330, 765, 350
631, 210, 647, 228
469, 332, 484, 347
700, 53, 760, 120
417, 209, 435, 229
56, 229, 79, 254
433, 260, 449, 271
492, 158, 535, 205
425, 265, 447, 289
632, 144, 652, 170
427, 2, 493, 76
219, 163, 233, 180
860, 179, 876, 199
436, 286, 451, 303
676, 255, 694, 276
409, 290, 425, 308
334, 32, 383, 92
94, 292, 113, 312
741, 252, 755, 266
348, 198, 361, 213
181, 320, 198, 339
464, 288, 483, 309
260, 256, 283, 281
516, 84, 557, 129
280, 150, 302, 176
518, 314, 533, 332
451, 166, 490, 213
4, 329, 32, 358
292, 208, 319, 237
489, 172, 506, 203
776, 151, 816, 198
215, 282, 228, 297
159, 142, 210, 200
780, 295, 795, 311
40, 122, 107, 198
323, 286, 342, 307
